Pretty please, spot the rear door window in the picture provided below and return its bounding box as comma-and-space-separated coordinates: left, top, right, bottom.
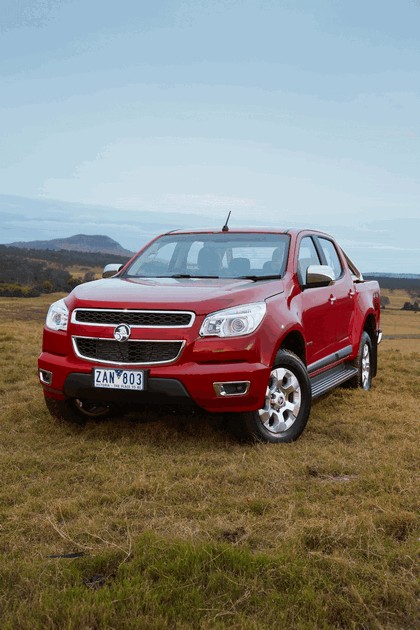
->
317, 238, 343, 280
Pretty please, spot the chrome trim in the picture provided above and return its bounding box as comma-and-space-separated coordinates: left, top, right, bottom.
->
71, 336, 186, 366
102, 263, 124, 278
306, 264, 335, 286
39, 369, 53, 385
213, 381, 251, 397
113, 324, 131, 342
308, 345, 352, 374
71, 308, 196, 328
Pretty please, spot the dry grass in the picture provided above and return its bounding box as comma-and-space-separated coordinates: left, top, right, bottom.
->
381, 288, 419, 310
381, 309, 420, 337
381, 288, 420, 337
67, 265, 104, 280
0, 294, 419, 629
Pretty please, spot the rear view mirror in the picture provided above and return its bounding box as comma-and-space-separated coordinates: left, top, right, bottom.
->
102, 264, 123, 278
306, 264, 334, 287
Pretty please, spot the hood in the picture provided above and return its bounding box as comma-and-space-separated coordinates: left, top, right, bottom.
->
66, 276, 284, 315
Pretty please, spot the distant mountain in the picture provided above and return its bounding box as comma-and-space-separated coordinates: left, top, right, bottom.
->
1, 193, 419, 273
0, 193, 206, 253
7, 234, 134, 256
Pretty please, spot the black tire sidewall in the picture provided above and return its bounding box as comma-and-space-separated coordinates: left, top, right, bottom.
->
44, 395, 111, 424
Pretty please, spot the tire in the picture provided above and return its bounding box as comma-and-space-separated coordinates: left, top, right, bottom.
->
44, 395, 113, 425
348, 331, 373, 390
229, 350, 312, 443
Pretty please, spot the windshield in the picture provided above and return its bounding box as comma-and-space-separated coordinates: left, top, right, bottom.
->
124, 233, 290, 279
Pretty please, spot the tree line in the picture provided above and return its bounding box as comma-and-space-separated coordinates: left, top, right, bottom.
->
0, 246, 131, 297
0, 245, 419, 298
364, 274, 420, 291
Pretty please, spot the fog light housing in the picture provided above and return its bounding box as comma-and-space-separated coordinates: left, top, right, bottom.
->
213, 381, 250, 397
39, 369, 53, 385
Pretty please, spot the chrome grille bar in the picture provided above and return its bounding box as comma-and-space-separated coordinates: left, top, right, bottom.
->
72, 308, 195, 328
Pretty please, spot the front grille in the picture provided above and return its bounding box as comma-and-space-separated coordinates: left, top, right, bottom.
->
73, 309, 194, 327
73, 337, 184, 365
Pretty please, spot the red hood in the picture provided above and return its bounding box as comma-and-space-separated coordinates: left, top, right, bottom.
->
66, 276, 284, 315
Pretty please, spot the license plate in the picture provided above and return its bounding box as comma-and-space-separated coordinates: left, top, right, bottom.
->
94, 368, 145, 390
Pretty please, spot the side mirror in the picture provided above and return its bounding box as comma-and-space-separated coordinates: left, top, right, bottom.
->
102, 264, 123, 278
306, 264, 335, 287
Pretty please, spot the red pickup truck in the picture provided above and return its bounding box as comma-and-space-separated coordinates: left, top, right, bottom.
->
38, 227, 381, 442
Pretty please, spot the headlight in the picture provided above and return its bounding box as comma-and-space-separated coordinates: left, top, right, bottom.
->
199, 302, 266, 337
46, 298, 69, 331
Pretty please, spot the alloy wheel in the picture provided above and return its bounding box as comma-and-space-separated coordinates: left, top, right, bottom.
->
258, 367, 302, 434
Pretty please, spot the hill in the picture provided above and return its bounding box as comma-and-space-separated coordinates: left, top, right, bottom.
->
1, 241, 419, 299
8, 234, 134, 256
1, 194, 420, 273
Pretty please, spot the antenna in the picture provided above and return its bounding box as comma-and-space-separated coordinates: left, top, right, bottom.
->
222, 211, 231, 232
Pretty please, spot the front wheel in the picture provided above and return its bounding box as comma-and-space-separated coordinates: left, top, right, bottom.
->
44, 395, 114, 425
229, 350, 312, 443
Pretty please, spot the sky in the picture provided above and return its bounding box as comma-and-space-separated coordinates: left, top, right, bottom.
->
1, 0, 419, 270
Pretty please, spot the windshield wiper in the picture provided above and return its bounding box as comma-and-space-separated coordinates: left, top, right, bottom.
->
157, 274, 221, 279
237, 275, 280, 282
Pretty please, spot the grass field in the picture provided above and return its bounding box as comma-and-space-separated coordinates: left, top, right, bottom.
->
380, 289, 420, 339
381, 288, 419, 311
67, 265, 104, 280
0, 294, 419, 629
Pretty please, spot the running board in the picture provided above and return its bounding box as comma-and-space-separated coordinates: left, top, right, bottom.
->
310, 364, 358, 399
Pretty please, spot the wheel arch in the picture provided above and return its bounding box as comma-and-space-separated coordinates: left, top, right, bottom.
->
279, 330, 307, 366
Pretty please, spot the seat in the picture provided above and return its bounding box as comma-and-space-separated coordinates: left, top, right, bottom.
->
263, 246, 286, 275
197, 248, 220, 276
228, 257, 251, 276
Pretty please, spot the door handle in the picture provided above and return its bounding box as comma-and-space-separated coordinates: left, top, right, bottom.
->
329, 295, 336, 304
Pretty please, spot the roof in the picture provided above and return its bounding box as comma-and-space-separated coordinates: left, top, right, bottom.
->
165, 226, 333, 238
166, 226, 290, 235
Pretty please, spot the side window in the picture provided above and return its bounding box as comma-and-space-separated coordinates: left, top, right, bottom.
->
297, 237, 321, 285
318, 238, 343, 280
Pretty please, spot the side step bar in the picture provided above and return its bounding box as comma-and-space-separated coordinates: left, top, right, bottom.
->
310, 364, 358, 399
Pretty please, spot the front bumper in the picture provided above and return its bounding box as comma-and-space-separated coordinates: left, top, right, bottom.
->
38, 351, 270, 413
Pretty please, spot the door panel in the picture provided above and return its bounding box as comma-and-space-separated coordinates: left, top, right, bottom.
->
316, 237, 354, 347
297, 236, 337, 364
300, 285, 339, 364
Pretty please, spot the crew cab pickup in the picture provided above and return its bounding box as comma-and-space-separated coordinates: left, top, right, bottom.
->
38, 227, 381, 442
